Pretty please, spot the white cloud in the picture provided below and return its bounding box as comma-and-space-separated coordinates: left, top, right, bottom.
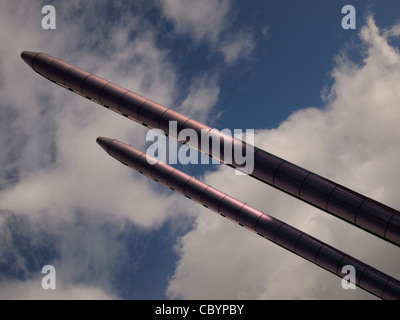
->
220, 31, 255, 64
261, 26, 270, 38
0, 279, 118, 300
166, 16, 400, 299
0, 1, 184, 228
177, 73, 220, 124
0, 0, 197, 298
158, 0, 229, 43
3, 1, 398, 301
158, 0, 256, 64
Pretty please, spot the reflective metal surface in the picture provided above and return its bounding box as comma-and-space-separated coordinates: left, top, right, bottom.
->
299, 173, 336, 209
184, 178, 208, 202
82, 75, 109, 102
202, 187, 226, 212
139, 101, 169, 129
252, 149, 285, 185
119, 91, 147, 119
100, 83, 128, 109
47, 59, 71, 84
355, 200, 396, 237
96, 137, 400, 299
274, 161, 310, 196
21, 51, 400, 299
315, 245, 344, 274
236, 205, 263, 231
151, 162, 174, 185
294, 234, 323, 262
32, 53, 51, 76
337, 255, 367, 285
326, 186, 363, 223
383, 278, 400, 300
159, 110, 190, 138
64, 67, 91, 93
167, 169, 191, 194
218, 195, 245, 221
135, 153, 155, 176
255, 214, 282, 241
21, 51, 38, 67
359, 267, 391, 298
386, 213, 400, 244
21, 51, 400, 246
274, 224, 303, 252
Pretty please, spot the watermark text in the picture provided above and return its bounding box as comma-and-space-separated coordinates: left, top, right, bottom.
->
342, 5, 356, 30
41, 265, 56, 289
341, 265, 356, 290
42, 5, 56, 30
146, 121, 254, 175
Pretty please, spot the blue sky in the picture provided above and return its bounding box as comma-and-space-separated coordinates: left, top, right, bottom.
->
0, 1, 400, 300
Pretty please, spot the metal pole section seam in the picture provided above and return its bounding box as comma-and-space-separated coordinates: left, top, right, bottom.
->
20, 51, 400, 247
96, 136, 400, 300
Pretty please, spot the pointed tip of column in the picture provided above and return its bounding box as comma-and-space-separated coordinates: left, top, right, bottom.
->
96, 137, 115, 153
21, 51, 41, 67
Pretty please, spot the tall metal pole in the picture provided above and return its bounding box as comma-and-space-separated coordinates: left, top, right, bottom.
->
96, 136, 400, 300
20, 51, 400, 247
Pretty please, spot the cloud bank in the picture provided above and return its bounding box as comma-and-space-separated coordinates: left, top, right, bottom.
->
0, 0, 262, 300
158, 0, 256, 64
0, 1, 398, 300
166, 16, 400, 300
